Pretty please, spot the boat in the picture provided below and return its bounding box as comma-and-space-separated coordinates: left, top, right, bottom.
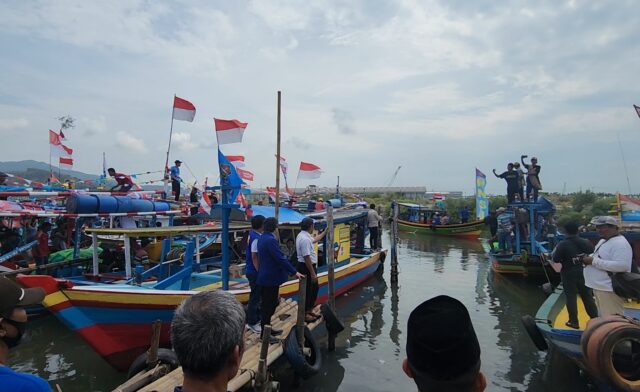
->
489, 197, 559, 277
397, 202, 485, 237
16, 207, 386, 372
526, 286, 640, 391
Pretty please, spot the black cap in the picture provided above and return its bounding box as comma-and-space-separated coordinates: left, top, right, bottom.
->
406, 295, 480, 383
0, 277, 45, 318
175, 160, 182, 164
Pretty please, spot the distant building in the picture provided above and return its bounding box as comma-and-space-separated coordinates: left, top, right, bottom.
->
425, 191, 464, 199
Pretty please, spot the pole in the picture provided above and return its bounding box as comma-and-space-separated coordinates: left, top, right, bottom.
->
256, 324, 272, 390
221, 178, 230, 291
296, 276, 307, 349
275, 91, 282, 222
390, 201, 399, 283
326, 205, 336, 351
164, 95, 176, 197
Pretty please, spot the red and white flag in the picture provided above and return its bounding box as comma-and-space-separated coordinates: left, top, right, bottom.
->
226, 155, 245, 168
214, 118, 248, 145
173, 96, 196, 122
236, 167, 254, 182
49, 130, 73, 157
298, 162, 322, 179
59, 156, 73, 169
59, 130, 67, 141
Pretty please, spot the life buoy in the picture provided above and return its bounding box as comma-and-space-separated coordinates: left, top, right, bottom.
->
321, 303, 344, 335
127, 348, 180, 379
581, 315, 640, 391
521, 314, 548, 351
284, 326, 321, 379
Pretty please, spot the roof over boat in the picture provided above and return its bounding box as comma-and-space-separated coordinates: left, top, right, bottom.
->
248, 206, 308, 224
85, 222, 251, 237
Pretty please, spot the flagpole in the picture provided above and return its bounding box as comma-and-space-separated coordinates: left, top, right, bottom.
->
275, 91, 282, 221
164, 94, 176, 197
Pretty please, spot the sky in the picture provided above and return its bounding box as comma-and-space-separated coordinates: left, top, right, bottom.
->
1, 0, 639, 196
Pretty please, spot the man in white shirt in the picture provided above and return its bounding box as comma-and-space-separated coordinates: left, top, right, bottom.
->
367, 204, 383, 250
296, 217, 326, 322
581, 216, 632, 316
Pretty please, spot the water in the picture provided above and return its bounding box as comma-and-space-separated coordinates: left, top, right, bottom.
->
11, 231, 561, 391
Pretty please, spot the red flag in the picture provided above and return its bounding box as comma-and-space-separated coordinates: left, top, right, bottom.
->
59, 157, 73, 169
236, 168, 254, 182
49, 130, 73, 156
298, 162, 322, 179
173, 96, 196, 122
225, 155, 245, 167
214, 118, 248, 145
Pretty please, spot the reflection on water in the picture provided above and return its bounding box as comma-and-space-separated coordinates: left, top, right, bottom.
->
13, 230, 580, 391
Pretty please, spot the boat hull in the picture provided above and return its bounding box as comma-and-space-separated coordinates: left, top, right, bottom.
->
18, 250, 385, 371
490, 254, 554, 277
397, 219, 484, 237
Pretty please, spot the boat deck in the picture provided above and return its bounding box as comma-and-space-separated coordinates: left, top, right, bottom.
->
551, 297, 640, 331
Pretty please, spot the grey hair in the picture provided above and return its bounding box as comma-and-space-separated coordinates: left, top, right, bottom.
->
171, 290, 245, 381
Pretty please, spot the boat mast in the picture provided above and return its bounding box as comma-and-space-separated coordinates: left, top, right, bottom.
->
275, 91, 282, 221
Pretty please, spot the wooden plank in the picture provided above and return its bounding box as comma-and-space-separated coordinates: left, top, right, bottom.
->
87, 223, 250, 237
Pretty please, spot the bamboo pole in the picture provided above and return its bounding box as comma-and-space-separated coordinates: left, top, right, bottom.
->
296, 277, 307, 349
255, 324, 272, 389
275, 91, 282, 222
391, 201, 399, 283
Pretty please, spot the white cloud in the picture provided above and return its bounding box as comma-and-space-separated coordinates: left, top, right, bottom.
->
0, 118, 29, 131
116, 131, 147, 153
172, 132, 197, 151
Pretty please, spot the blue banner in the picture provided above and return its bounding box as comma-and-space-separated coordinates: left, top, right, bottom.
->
475, 168, 489, 220
217, 149, 245, 203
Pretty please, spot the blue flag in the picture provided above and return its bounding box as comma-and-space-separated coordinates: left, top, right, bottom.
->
217, 148, 245, 203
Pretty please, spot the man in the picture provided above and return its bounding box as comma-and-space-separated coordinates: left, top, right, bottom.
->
492, 164, 519, 204
170, 160, 183, 201
171, 291, 245, 392
107, 168, 134, 192
460, 206, 470, 224
521, 155, 541, 202
296, 217, 327, 323
512, 162, 525, 202
32, 222, 52, 268
552, 221, 598, 328
0, 277, 50, 391
581, 216, 632, 316
496, 207, 513, 255
257, 217, 304, 341
403, 295, 486, 392
367, 204, 383, 250
245, 215, 265, 334
484, 210, 498, 250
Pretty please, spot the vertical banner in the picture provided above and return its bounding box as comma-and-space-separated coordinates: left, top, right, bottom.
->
475, 168, 489, 220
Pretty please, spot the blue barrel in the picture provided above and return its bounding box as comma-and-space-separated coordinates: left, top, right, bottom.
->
130, 199, 155, 212
66, 194, 98, 214
115, 196, 133, 213
327, 199, 343, 208
152, 201, 170, 212
96, 195, 118, 213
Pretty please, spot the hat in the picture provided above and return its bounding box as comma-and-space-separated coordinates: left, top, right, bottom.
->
531, 157, 538, 161
593, 216, 618, 227
0, 277, 45, 318
175, 160, 182, 164
318, 198, 324, 201
497, 207, 506, 213
513, 162, 520, 167
406, 296, 480, 384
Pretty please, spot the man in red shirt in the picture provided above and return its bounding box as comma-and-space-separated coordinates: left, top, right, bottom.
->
108, 168, 134, 192
32, 222, 51, 267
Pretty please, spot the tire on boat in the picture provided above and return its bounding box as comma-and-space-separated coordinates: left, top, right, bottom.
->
321, 302, 345, 335
521, 314, 548, 351
581, 315, 640, 391
127, 348, 180, 380
284, 326, 321, 379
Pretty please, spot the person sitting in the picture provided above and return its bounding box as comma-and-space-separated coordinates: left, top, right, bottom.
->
432, 212, 441, 226
403, 295, 486, 392
441, 213, 450, 225
171, 290, 245, 392
108, 168, 134, 192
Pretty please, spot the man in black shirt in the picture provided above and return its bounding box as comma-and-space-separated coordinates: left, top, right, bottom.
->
552, 221, 598, 329
521, 155, 541, 202
493, 164, 519, 203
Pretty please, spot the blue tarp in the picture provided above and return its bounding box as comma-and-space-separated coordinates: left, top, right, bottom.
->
247, 206, 307, 224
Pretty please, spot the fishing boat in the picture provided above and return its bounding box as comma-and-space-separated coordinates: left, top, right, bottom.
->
525, 286, 640, 391
397, 203, 485, 237
16, 207, 386, 371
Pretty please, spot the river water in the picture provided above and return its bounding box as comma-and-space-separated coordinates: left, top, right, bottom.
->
10, 230, 570, 391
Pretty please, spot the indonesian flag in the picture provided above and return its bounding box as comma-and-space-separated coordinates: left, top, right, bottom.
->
298, 162, 323, 179
173, 96, 196, 122
236, 168, 254, 182
226, 155, 245, 168
59, 130, 67, 141
49, 130, 73, 157
634, 104, 640, 119
214, 118, 247, 145
277, 155, 288, 177
59, 156, 73, 169
433, 193, 445, 201
235, 192, 249, 208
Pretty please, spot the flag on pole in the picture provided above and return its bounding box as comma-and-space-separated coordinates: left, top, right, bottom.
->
59, 156, 73, 169
634, 104, 640, 119
173, 96, 196, 122
59, 130, 67, 141
217, 149, 245, 203
49, 130, 73, 157
297, 162, 323, 179
475, 168, 489, 220
225, 155, 246, 167
236, 167, 254, 182
214, 118, 248, 145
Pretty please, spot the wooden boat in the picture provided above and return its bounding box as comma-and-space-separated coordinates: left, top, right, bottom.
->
397, 203, 484, 237
16, 208, 386, 372
527, 286, 640, 390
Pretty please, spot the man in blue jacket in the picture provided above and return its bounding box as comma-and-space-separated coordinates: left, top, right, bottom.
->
257, 217, 303, 340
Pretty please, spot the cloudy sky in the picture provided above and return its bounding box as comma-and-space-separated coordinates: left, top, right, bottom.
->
1, 0, 639, 195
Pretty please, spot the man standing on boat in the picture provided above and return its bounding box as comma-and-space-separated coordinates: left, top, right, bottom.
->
245, 215, 265, 334
107, 168, 134, 192
0, 277, 49, 391
552, 221, 598, 329
257, 217, 304, 341
367, 204, 383, 250
581, 216, 632, 316
521, 155, 541, 202
493, 164, 519, 204
496, 207, 513, 255
296, 217, 327, 323
170, 160, 183, 201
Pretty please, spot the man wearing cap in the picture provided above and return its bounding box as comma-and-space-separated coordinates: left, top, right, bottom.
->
521, 155, 541, 202
496, 207, 513, 255
170, 160, 183, 201
295, 217, 327, 322
0, 277, 50, 391
403, 295, 486, 392
581, 216, 632, 316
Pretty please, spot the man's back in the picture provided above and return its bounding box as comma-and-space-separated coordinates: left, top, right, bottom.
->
553, 236, 594, 265
367, 209, 380, 227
